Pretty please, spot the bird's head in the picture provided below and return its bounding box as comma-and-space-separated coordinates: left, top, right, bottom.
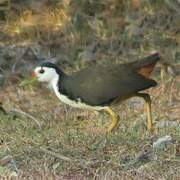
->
32, 62, 64, 83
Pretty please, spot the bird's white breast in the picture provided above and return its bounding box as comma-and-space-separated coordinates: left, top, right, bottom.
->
50, 76, 105, 111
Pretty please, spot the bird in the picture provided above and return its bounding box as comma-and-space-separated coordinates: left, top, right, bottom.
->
32, 52, 160, 133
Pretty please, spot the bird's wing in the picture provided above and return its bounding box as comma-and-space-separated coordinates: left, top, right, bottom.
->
61, 64, 157, 106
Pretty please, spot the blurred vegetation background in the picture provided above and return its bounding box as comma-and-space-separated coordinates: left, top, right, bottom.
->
0, 0, 179, 179
0, 0, 179, 75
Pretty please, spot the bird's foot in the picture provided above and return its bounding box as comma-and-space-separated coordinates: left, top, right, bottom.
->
107, 114, 120, 134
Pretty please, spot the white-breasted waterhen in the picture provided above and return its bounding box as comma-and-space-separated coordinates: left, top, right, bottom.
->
33, 52, 160, 133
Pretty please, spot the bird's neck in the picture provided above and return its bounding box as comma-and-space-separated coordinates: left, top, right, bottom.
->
49, 74, 59, 91
49, 73, 68, 94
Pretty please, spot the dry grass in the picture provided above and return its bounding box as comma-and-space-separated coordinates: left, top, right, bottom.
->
0, 75, 179, 179
0, 1, 179, 179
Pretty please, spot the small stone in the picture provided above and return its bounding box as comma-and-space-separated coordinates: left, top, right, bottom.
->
153, 135, 172, 150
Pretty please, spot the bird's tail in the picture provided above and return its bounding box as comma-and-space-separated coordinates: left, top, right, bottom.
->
133, 52, 160, 68
132, 52, 161, 78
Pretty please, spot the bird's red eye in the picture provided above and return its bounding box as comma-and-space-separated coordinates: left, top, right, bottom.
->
39, 69, 45, 74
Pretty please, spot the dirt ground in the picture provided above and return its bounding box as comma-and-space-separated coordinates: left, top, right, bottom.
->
0, 0, 180, 179
0, 73, 179, 179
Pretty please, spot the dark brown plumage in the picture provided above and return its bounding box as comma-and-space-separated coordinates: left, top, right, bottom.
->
35, 52, 160, 133
59, 53, 160, 106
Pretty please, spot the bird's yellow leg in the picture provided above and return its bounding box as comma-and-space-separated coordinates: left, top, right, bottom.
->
105, 107, 120, 133
136, 93, 153, 131
146, 100, 153, 130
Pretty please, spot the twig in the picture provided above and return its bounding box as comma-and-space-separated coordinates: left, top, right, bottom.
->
163, 158, 180, 163
3, 141, 20, 175
40, 147, 72, 162
10, 108, 41, 128
168, 105, 180, 110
